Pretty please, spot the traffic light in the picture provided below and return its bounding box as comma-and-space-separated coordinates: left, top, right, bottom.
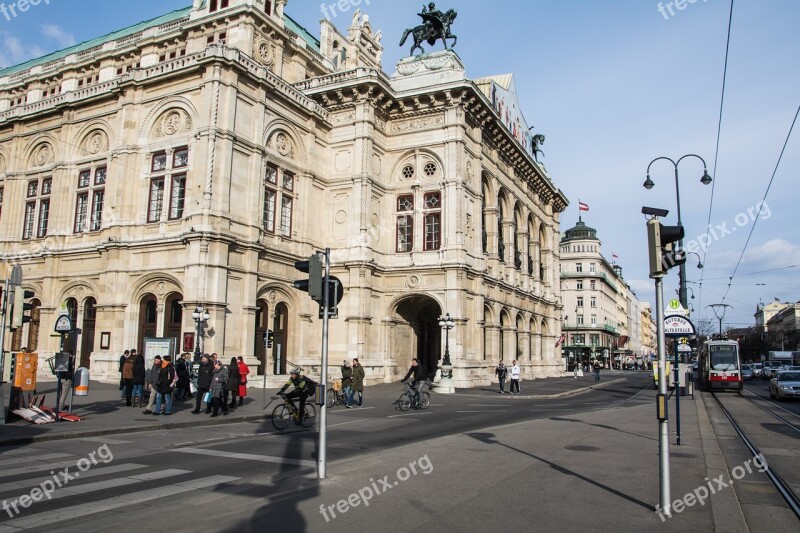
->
647, 219, 685, 278
294, 253, 324, 302
264, 329, 274, 348
11, 289, 35, 330
319, 276, 344, 319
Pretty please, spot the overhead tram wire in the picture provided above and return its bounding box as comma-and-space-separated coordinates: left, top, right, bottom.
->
698, 0, 735, 319
721, 103, 800, 302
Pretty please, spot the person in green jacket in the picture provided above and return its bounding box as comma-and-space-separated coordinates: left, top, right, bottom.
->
351, 358, 365, 407
341, 360, 354, 408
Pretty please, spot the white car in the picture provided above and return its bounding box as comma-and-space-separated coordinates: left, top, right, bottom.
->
769, 371, 800, 401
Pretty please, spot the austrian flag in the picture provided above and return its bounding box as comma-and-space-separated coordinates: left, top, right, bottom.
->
578, 201, 589, 212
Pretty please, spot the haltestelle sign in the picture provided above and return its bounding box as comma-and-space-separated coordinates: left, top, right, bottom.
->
664, 314, 696, 336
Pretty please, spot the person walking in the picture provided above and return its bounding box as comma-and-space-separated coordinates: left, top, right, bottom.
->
351, 358, 365, 407
593, 359, 602, 382
192, 354, 214, 414
122, 352, 135, 406
341, 360, 354, 408
227, 357, 241, 409
236, 356, 249, 406
210, 359, 229, 417
119, 349, 129, 399
142, 356, 162, 414
495, 360, 508, 393
510, 360, 521, 394
131, 351, 146, 407
154, 355, 176, 415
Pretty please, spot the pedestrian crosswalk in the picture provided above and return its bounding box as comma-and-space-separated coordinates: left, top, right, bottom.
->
0, 448, 240, 532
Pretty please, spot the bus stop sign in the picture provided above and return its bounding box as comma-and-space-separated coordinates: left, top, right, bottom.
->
664, 314, 696, 337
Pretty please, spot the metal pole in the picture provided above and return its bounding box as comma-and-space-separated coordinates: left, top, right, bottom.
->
0, 279, 9, 425
655, 276, 671, 516
674, 340, 681, 446
318, 248, 330, 479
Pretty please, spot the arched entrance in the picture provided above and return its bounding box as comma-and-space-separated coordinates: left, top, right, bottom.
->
394, 295, 442, 377
138, 294, 158, 353
272, 302, 288, 375
164, 293, 183, 353
254, 299, 269, 374
63, 298, 79, 355
80, 297, 96, 368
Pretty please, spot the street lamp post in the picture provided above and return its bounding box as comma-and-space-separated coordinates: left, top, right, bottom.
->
437, 313, 456, 393
191, 304, 210, 357
644, 155, 712, 309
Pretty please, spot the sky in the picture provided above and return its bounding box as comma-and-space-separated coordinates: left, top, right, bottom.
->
2, 0, 798, 330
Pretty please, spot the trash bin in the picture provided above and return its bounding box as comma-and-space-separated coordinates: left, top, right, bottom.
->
74, 367, 90, 396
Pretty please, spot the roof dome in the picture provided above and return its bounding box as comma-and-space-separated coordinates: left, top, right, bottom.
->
561, 219, 599, 243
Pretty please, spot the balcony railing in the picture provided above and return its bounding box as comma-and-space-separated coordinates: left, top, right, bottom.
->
562, 322, 619, 334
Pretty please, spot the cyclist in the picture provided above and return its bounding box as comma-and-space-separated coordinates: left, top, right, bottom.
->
401, 358, 428, 408
278, 369, 313, 422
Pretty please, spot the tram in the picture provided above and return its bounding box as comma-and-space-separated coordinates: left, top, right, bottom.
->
697, 339, 743, 392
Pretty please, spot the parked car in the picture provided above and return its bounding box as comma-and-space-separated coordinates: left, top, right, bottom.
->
741, 364, 754, 380
751, 363, 764, 378
769, 371, 800, 401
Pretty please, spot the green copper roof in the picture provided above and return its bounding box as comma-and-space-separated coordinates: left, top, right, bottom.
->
284, 14, 320, 52
1, 5, 321, 78
0, 7, 193, 77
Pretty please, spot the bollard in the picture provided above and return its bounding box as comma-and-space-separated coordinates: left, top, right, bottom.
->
74, 367, 90, 396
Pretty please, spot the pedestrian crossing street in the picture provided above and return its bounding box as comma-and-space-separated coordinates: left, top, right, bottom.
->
0, 444, 248, 532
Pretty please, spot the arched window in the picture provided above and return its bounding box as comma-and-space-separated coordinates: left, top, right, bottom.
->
497, 196, 505, 262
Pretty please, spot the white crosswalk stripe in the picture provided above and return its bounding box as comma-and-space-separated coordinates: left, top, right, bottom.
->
0, 475, 239, 531
0, 454, 73, 469
0, 463, 146, 494
172, 446, 316, 467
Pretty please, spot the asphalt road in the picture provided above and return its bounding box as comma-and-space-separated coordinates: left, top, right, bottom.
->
0, 373, 656, 532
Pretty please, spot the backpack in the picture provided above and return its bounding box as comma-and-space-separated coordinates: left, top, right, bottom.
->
303, 377, 318, 396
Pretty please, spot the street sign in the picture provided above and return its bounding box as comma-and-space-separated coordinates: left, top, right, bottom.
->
678, 343, 692, 353
58, 301, 69, 317
664, 314, 696, 337
665, 299, 687, 316
54, 315, 73, 333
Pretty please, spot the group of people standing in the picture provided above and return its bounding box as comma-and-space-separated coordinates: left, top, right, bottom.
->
118, 350, 249, 416
191, 353, 250, 417
338, 358, 366, 408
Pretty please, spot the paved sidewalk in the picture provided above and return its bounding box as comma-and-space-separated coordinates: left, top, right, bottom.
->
223, 385, 744, 532
0, 371, 638, 445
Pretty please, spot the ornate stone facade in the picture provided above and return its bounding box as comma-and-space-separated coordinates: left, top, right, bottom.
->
0, 0, 566, 386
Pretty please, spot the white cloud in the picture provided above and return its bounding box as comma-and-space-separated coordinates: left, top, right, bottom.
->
0, 32, 44, 69
741, 239, 800, 267
40, 24, 76, 48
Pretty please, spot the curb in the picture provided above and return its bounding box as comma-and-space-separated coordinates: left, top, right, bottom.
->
0, 413, 270, 447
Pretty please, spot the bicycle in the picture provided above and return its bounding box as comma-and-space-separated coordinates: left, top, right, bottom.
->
326, 379, 349, 408
271, 394, 316, 430
396, 382, 430, 412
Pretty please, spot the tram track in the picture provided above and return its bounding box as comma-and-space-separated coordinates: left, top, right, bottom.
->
739, 388, 800, 434
711, 391, 800, 520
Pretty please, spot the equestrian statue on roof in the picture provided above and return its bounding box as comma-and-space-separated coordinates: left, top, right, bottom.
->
400, 3, 458, 56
